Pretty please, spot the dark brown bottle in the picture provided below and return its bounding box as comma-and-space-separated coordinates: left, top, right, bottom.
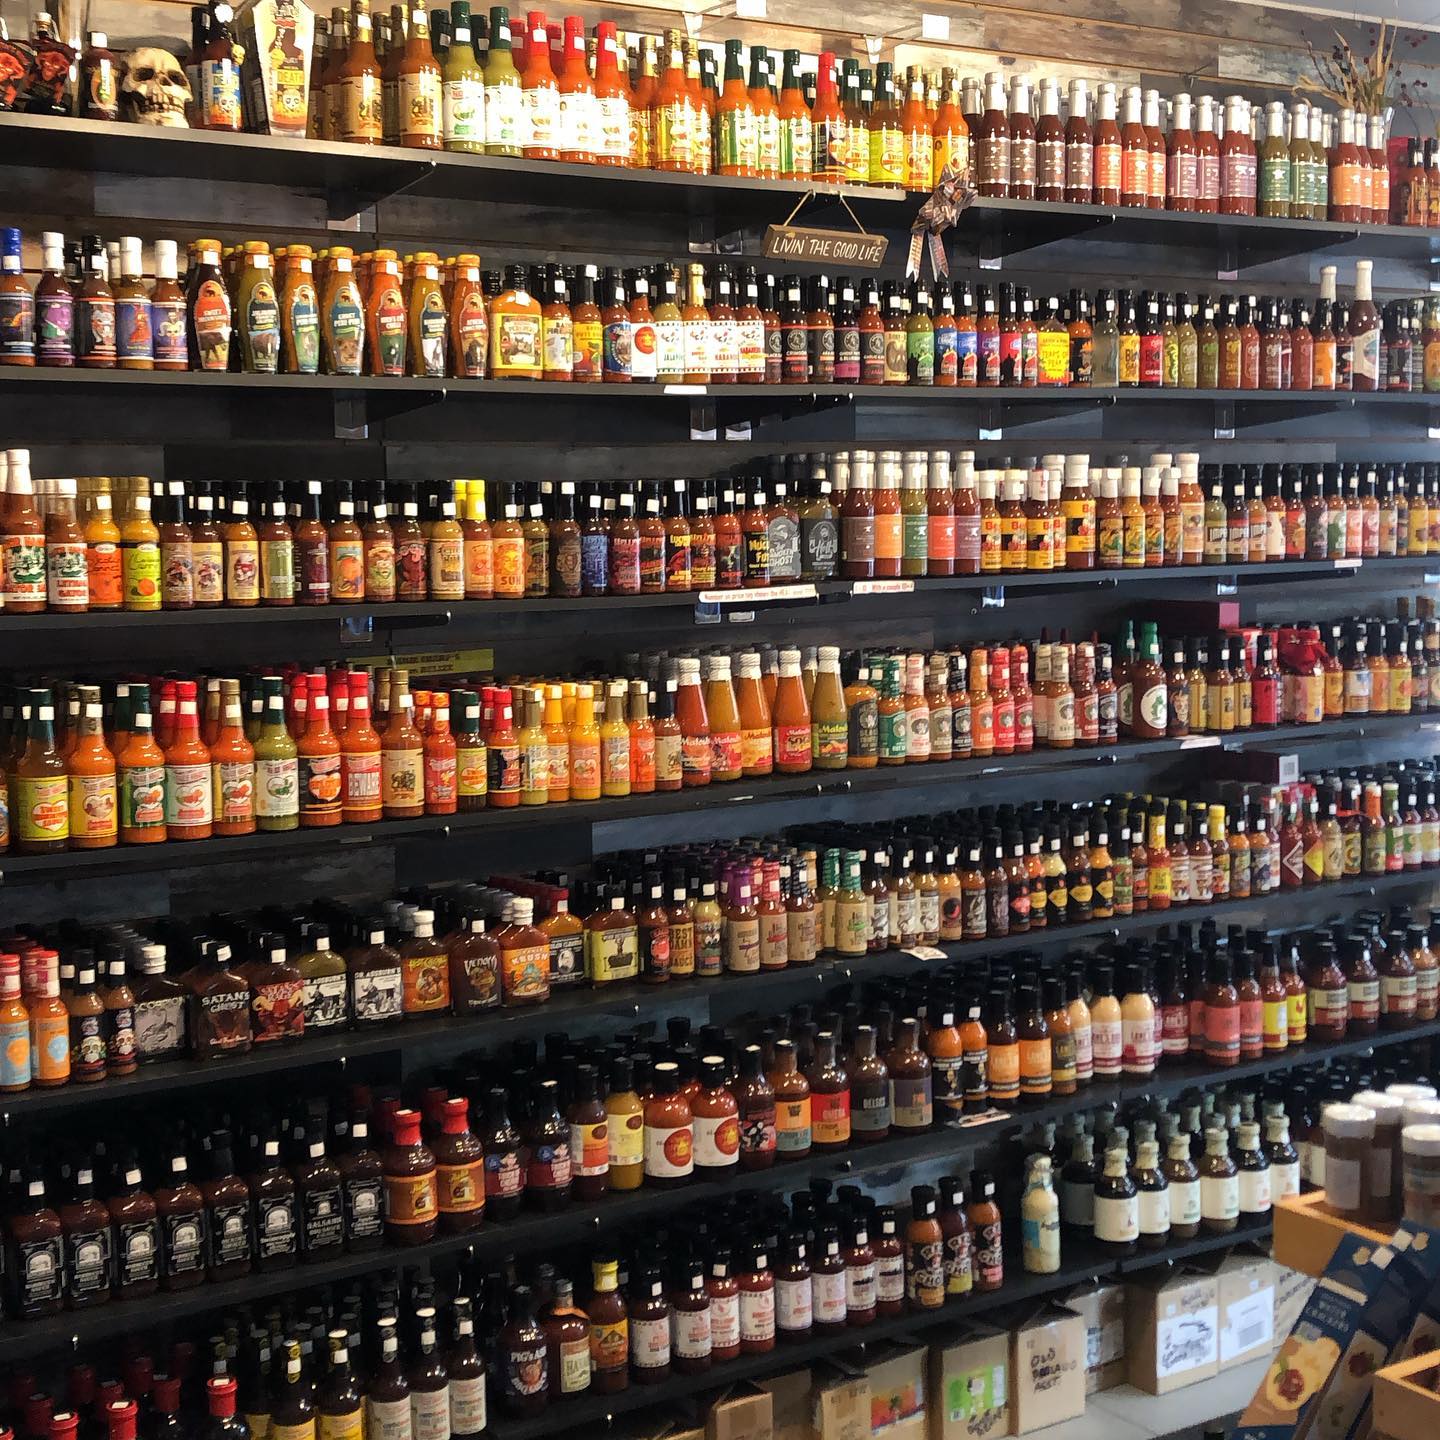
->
670, 1261, 713, 1374
567, 1064, 609, 1202
499, 1284, 549, 1418
735, 1044, 777, 1171
938, 1174, 974, 1296
843, 1214, 877, 1327
848, 1024, 891, 1142
270, 1341, 313, 1437
629, 1267, 674, 1383
432, 1096, 485, 1232
811, 1224, 847, 1332
184, 938, 253, 1059
887, 1016, 935, 1131
333, 1112, 384, 1252
153, 1150, 205, 1290
201, 1130, 252, 1281
383, 1107, 438, 1244
317, 1332, 363, 1440
293, 1121, 344, 1260
524, 1078, 573, 1211
480, 1086, 524, 1220
8, 1169, 63, 1319
446, 1297, 488, 1438
408, 1307, 451, 1440
58, 1163, 111, 1309
248, 1131, 298, 1271
105, 1153, 160, 1300
364, 1318, 410, 1439
805, 1029, 851, 1152
539, 1273, 592, 1400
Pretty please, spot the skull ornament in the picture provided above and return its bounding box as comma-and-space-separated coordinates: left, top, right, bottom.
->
121, 46, 191, 126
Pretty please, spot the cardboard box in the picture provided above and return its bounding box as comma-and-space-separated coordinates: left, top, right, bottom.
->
1008, 1302, 1085, 1433
815, 1361, 870, 1440
1215, 1253, 1277, 1366
1126, 1270, 1220, 1395
929, 1324, 1008, 1440
1064, 1282, 1126, 1393
1276, 1266, 1318, 1346
758, 1370, 812, 1440
1374, 1354, 1440, 1440
1273, 1193, 1393, 1278
1336, 1223, 1440, 1440
708, 1384, 774, 1440
868, 1344, 926, 1438
1234, 1233, 1395, 1440
236, 0, 315, 136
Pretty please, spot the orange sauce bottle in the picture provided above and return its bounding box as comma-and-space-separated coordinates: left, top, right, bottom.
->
118, 684, 167, 845
65, 685, 116, 850
705, 655, 743, 783
210, 677, 256, 837
676, 657, 712, 787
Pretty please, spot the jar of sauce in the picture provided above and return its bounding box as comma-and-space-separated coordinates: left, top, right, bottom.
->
1323, 1102, 1375, 1222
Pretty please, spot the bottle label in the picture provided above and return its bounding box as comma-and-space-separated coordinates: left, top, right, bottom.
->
1093, 1192, 1139, 1243
351, 962, 402, 1023
318, 1412, 364, 1440
812, 1089, 851, 1145
890, 1073, 934, 1128
209, 1198, 250, 1266
694, 1111, 740, 1169
107, 1216, 159, 1291
368, 1397, 414, 1440
254, 756, 299, 818
777, 1275, 813, 1332
1138, 1186, 1171, 1236
449, 1377, 486, 1438
644, 1118, 694, 1178
383, 1170, 438, 1228
164, 1209, 208, 1278
775, 1095, 811, 1153
740, 1284, 776, 1343
255, 1192, 298, 1260
436, 1157, 484, 1215
1201, 1172, 1239, 1221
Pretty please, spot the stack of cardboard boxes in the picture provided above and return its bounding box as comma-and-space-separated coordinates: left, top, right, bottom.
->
612, 1248, 1308, 1440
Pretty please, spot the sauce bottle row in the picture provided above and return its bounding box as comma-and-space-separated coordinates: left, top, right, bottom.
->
1, 232, 1418, 396
5, 455, 1440, 616
5, 605, 1438, 850
0, 759, 1432, 1090
48, 1, 1416, 233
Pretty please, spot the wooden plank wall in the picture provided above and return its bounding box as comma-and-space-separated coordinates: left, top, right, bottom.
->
6, 0, 1440, 128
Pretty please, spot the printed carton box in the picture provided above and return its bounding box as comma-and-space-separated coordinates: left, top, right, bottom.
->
929, 1324, 1008, 1440
1064, 1282, 1126, 1393
869, 1344, 926, 1439
1126, 1270, 1219, 1395
1234, 1233, 1395, 1440
1008, 1302, 1085, 1433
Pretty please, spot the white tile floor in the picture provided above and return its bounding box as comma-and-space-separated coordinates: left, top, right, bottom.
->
1024, 1355, 1269, 1440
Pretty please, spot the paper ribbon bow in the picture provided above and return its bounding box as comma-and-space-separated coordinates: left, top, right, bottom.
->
906, 160, 977, 281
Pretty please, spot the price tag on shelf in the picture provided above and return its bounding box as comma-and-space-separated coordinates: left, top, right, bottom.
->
1429, 426, 1440, 441
1179, 735, 1221, 750
920, 12, 950, 39
902, 946, 948, 962
665, 384, 707, 396
1333, 558, 1362, 570
697, 584, 816, 605
852, 579, 915, 595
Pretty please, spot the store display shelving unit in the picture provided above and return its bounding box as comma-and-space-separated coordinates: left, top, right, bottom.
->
6, 98, 1440, 1438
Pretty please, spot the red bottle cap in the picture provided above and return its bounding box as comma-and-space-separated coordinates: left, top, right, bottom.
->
441, 1097, 470, 1134
151, 1380, 180, 1415
66, 1369, 95, 1411
205, 1379, 237, 1418
391, 1107, 423, 1146
46, 1415, 77, 1440
24, 1395, 53, 1438
103, 1402, 136, 1440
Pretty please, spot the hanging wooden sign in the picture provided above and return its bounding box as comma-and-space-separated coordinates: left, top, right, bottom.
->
763, 222, 889, 266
